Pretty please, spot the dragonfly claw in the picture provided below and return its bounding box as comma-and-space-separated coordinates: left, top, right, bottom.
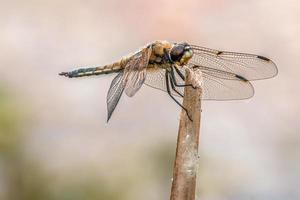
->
187, 112, 193, 122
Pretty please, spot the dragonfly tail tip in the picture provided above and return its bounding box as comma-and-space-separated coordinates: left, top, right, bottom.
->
59, 72, 70, 77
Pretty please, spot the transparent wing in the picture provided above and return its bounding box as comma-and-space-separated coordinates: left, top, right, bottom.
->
106, 46, 152, 121
190, 45, 278, 81
197, 66, 254, 100
144, 66, 254, 100
144, 68, 167, 93
123, 46, 152, 97
144, 68, 184, 97
107, 72, 125, 121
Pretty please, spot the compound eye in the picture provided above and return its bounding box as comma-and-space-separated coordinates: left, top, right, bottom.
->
170, 45, 185, 62
171, 45, 184, 56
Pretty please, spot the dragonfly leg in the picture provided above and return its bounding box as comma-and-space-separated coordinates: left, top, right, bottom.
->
169, 74, 184, 97
166, 71, 193, 121
173, 65, 185, 80
170, 66, 196, 89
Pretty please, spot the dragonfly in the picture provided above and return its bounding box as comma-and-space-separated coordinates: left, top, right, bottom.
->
59, 40, 278, 121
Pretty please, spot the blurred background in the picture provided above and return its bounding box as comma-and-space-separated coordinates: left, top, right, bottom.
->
1, 0, 299, 199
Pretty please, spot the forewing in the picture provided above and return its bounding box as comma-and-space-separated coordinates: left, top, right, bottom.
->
190, 45, 278, 80
107, 72, 125, 121
123, 47, 152, 97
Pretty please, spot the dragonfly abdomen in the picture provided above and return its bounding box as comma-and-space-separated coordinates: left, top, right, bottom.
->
59, 61, 125, 78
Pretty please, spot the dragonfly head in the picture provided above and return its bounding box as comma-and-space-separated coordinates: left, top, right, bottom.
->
170, 42, 194, 66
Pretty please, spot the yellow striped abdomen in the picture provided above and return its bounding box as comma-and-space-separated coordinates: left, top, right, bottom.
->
59, 58, 128, 78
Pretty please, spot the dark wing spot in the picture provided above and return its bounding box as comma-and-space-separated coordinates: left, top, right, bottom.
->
216, 51, 223, 55
235, 74, 248, 82
257, 55, 270, 62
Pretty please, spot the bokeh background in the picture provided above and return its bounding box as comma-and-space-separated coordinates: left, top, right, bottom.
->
1, 0, 299, 199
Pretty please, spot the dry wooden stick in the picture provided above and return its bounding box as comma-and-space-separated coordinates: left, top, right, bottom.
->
170, 68, 202, 200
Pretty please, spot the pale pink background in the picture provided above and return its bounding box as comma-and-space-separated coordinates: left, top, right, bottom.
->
0, 0, 299, 199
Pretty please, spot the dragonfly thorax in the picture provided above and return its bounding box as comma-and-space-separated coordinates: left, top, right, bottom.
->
170, 42, 194, 66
